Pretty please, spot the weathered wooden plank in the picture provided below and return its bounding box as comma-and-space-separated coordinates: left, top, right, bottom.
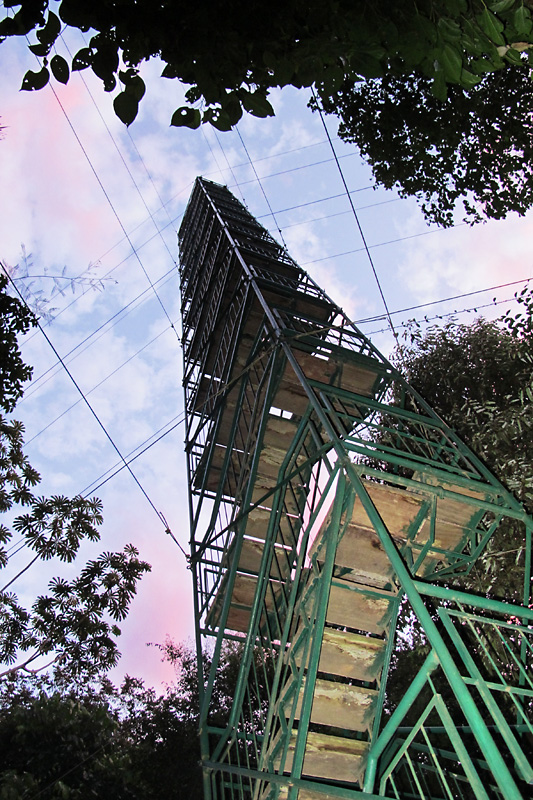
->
272, 786, 341, 800
277, 730, 367, 783
250, 474, 303, 516
347, 481, 423, 540
325, 580, 396, 635
310, 523, 395, 589
206, 573, 286, 634
292, 350, 379, 397
261, 414, 299, 451
299, 576, 396, 635
293, 627, 385, 682
225, 536, 293, 581
288, 678, 378, 732
314, 479, 487, 574
410, 473, 486, 553
260, 288, 334, 324
244, 505, 300, 547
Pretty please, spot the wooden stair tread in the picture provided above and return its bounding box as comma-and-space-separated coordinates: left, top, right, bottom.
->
276, 730, 367, 783
310, 523, 394, 589
244, 505, 300, 547
225, 536, 293, 580
292, 349, 381, 397
301, 577, 396, 635
293, 626, 385, 682
271, 351, 381, 417
262, 414, 300, 450
411, 474, 487, 555
285, 677, 378, 732
312, 479, 489, 581
260, 287, 334, 324
206, 573, 285, 633
272, 787, 341, 800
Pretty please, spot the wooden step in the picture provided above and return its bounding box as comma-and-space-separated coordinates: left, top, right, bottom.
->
315, 479, 488, 577
258, 415, 310, 480
268, 786, 341, 800
275, 730, 367, 784
244, 505, 300, 548
286, 677, 378, 733
206, 573, 286, 634
411, 473, 487, 552
291, 349, 381, 398
257, 442, 311, 483
195, 443, 243, 496
324, 579, 396, 635
214, 397, 252, 447
262, 414, 300, 451
197, 442, 307, 510
260, 287, 334, 325
272, 349, 381, 417
310, 523, 395, 589
225, 536, 293, 581
250, 472, 304, 515
293, 626, 386, 682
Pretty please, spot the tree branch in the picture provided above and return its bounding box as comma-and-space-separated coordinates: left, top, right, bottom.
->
1, 552, 40, 592
0, 650, 60, 680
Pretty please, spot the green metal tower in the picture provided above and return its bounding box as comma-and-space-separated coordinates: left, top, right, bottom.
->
179, 177, 533, 800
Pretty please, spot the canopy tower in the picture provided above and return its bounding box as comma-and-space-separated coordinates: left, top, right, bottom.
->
179, 177, 533, 800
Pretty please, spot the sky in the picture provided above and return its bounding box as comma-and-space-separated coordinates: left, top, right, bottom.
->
1, 20, 533, 689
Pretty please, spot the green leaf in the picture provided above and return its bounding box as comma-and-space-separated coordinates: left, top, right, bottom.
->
294, 58, 318, 87
459, 69, 482, 88
28, 42, 51, 57
59, 0, 90, 30
445, 0, 468, 13
439, 42, 463, 82
170, 107, 201, 129
513, 4, 532, 35
438, 17, 462, 41
51, 55, 69, 85
488, 0, 515, 11
471, 56, 498, 73
72, 48, 92, 72
91, 43, 119, 91
36, 10, 61, 46
477, 8, 506, 45
113, 91, 138, 126
20, 67, 50, 92
223, 94, 243, 126
320, 64, 345, 95
272, 58, 294, 86
124, 75, 145, 102
240, 90, 275, 118
350, 54, 384, 79
202, 107, 233, 131
505, 45, 526, 64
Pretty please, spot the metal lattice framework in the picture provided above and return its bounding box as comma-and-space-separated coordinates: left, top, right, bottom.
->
179, 177, 533, 800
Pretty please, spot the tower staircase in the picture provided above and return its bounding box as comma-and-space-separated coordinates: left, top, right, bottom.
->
179, 178, 533, 800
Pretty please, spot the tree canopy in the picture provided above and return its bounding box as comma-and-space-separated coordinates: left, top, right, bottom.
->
3, 1, 533, 224
0, 640, 242, 799
316, 64, 533, 226
394, 288, 533, 597
2, 0, 533, 132
0, 272, 150, 680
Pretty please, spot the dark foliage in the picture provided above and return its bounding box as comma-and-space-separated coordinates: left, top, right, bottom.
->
318, 65, 533, 226
0, 276, 150, 680
3, 0, 533, 133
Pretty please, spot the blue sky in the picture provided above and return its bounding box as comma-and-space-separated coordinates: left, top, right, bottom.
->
1, 21, 533, 688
